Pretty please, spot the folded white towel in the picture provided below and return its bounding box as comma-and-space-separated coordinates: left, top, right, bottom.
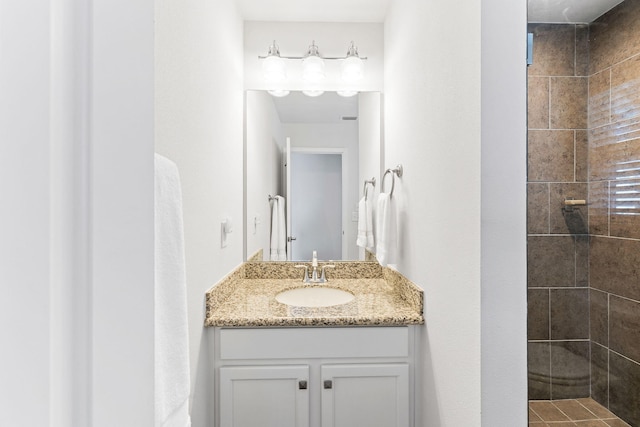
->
375, 193, 392, 266
154, 154, 191, 427
365, 193, 375, 249
276, 196, 287, 261
270, 196, 287, 261
356, 196, 368, 248
270, 197, 279, 261
356, 193, 375, 250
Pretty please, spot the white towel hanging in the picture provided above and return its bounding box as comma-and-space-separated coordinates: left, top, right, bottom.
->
270, 195, 287, 261
154, 154, 192, 427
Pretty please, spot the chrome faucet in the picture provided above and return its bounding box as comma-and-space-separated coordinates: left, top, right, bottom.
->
294, 251, 335, 283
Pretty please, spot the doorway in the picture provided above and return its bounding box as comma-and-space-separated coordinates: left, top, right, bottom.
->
289, 151, 343, 261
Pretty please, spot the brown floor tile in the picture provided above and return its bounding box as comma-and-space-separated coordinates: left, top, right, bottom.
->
603, 419, 631, 427
530, 401, 571, 421
530, 407, 544, 422
553, 399, 599, 421
576, 398, 616, 419
530, 398, 630, 427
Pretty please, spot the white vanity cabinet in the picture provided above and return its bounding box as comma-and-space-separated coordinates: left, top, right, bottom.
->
213, 326, 415, 427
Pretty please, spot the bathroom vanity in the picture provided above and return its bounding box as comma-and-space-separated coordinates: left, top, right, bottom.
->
205, 261, 424, 427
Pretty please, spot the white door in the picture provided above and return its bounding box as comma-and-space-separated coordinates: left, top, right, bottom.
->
219, 365, 310, 427
290, 152, 342, 261
321, 364, 409, 427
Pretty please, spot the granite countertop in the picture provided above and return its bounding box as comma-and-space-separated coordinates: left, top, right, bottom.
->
204, 261, 424, 328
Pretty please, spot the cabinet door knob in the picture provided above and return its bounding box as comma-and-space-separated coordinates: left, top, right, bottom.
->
298, 380, 307, 390
323, 380, 333, 389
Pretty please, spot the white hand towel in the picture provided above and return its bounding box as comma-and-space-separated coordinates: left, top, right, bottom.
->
356, 196, 368, 248
276, 196, 287, 261
365, 194, 375, 249
270, 197, 279, 261
154, 154, 192, 427
375, 193, 392, 266
270, 196, 288, 261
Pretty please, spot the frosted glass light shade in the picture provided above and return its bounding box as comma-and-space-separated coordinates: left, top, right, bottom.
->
302, 89, 324, 97
341, 56, 364, 82
302, 56, 325, 82
268, 89, 290, 97
262, 55, 286, 83
337, 90, 358, 97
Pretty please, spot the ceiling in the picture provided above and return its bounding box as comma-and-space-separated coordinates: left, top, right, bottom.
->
270, 91, 359, 124
237, 0, 625, 25
528, 0, 624, 23
236, 0, 390, 22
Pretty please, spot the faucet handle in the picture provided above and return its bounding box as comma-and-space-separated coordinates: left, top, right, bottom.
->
320, 264, 336, 281
294, 265, 310, 282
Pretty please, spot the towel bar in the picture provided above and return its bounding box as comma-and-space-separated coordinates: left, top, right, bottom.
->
381, 165, 403, 197
363, 177, 376, 200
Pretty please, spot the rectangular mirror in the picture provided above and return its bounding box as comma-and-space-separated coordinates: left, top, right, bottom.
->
244, 90, 383, 261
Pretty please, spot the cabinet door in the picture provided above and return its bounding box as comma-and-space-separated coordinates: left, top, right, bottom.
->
219, 365, 309, 427
321, 364, 409, 427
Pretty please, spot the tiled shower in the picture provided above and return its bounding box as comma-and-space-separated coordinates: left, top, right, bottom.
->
527, 1, 640, 425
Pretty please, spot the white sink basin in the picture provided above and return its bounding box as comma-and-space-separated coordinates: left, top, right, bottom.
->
275, 287, 355, 308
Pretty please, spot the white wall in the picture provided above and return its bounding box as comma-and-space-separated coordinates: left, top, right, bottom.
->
2, 0, 157, 425
92, 0, 156, 424
284, 122, 360, 260
155, 1, 244, 425
384, 1, 527, 426
0, 1, 53, 424
245, 91, 285, 260
385, 1, 478, 425
244, 21, 384, 92
480, 0, 528, 424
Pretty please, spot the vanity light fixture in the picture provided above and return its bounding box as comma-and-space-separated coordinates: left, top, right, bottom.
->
259, 40, 367, 93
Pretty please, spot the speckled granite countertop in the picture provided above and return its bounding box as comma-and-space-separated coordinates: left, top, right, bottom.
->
205, 261, 424, 327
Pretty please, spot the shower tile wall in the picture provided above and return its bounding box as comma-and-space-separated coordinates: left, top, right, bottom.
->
527, 22, 591, 401
588, 1, 640, 425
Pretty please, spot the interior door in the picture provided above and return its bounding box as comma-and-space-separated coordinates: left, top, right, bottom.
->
285, 137, 292, 259
290, 151, 342, 261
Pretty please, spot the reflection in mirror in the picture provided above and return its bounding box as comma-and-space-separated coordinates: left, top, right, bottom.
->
244, 91, 382, 262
